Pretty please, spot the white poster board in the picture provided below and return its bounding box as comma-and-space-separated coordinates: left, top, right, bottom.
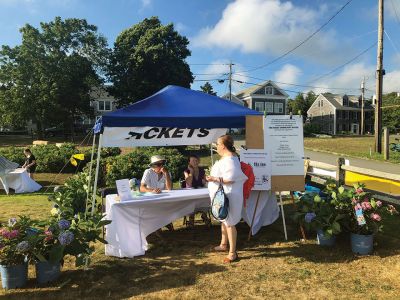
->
240, 149, 271, 190
102, 127, 227, 147
116, 179, 132, 202
264, 115, 304, 176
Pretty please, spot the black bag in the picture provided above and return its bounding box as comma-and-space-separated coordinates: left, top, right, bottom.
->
211, 178, 229, 221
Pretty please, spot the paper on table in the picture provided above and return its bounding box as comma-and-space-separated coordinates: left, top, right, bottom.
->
116, 179, 132, 202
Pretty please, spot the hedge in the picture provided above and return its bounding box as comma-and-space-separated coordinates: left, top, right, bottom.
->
0, 144, 121, 173
101, 147, 187, 187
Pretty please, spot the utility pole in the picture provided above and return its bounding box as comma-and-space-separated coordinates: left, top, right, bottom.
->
375, 0, 384, 153
360, 77, 365, 135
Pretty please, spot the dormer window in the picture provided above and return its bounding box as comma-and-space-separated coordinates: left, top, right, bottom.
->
255, 85, 274, 95
343, 95, 349, 106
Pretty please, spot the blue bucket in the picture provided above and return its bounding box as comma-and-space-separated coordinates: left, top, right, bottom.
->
351, 233, 373, 255
0, 263, 28, 289
35, 261, 61, 284
316, 230, 336, 247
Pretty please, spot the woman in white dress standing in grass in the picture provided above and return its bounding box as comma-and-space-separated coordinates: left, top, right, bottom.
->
206, 135, 247, 263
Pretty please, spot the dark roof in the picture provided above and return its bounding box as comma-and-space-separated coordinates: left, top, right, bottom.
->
321, 93, 374, 110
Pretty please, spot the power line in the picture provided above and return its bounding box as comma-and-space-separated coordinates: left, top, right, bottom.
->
390, 0, 400, 28
233, 74, 361, 91
235, 0, 354, 74
384, 30, 400, 56
306, 42, 377, 84
233, 79, 304, 95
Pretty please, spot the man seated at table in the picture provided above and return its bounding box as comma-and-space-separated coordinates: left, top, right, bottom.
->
140, 155, 172, 193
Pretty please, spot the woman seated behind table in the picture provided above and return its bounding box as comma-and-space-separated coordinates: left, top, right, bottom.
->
183, 155, 210, 227
140, 155, 172, 194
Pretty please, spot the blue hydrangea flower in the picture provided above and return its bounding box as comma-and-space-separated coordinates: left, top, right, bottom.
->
304, 212, 316, 223
59, 231, 74, 246
58, 220, 71, 230
26, 227, 40, 236
16, 241, 30, 252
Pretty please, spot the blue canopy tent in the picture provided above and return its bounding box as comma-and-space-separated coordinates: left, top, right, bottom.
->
88, 85, 262, 213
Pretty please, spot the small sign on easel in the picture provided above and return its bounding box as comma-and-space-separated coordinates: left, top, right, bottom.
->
116, 179, 132, 202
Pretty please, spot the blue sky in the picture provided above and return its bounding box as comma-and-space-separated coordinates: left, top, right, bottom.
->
1, 0, 399, 98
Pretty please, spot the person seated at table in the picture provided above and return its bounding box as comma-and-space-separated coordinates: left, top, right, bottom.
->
22, 148, 36, 179
140, 155, 173, 232
183, 155, 210, 227
140, 155, 172, 194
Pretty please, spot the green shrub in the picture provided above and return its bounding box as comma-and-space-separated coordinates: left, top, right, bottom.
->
0, 144, 121, 173
103, 147, 187, 187
304, 123, 321, 136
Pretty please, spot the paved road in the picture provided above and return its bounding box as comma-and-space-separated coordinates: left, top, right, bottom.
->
234, 138, 399, 174
304, 149, 400, 174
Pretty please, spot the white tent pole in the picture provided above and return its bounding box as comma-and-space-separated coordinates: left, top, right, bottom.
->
85, 132, 97, 213
91, 133, 103, 216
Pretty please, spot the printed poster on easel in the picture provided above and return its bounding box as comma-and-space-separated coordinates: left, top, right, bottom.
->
264, 115, 304, 176
240, 149, 271, 190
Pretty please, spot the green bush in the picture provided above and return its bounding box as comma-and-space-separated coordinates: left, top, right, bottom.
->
0, 144, 121, 173
103, 147, 187, 187
303, 123, 321, 136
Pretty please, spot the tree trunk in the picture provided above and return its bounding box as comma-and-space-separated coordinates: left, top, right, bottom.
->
36, 121, 44, 139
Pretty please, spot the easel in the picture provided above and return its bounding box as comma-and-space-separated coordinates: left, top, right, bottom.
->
245, 115, 305, 241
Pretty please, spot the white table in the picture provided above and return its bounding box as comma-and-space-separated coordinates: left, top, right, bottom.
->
0, 168, 42, 194
105, 188, 211, 258
105, 188, 279, 258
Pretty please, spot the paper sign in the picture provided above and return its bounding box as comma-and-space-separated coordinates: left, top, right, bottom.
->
240, 149, 271, 190
264, 115, 304, 176
116, 179, 132, 202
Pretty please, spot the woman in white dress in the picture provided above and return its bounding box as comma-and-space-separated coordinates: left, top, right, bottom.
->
206, 135, 247, 263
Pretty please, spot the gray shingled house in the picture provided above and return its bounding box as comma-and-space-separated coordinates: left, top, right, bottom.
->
307, 93, 374, 135
235, 81, 289, 114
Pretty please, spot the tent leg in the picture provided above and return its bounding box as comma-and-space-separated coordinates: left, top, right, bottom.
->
85, 132, 96, 214
91, 133, 103, 216
279, 192, 288, 240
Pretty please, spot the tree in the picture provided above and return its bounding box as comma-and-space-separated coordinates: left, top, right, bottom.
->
287, 91, 316, 121
108, 17, 193, 107
382, 92, 400, 133
0, 17, 108, 138
200, 82, 217, 96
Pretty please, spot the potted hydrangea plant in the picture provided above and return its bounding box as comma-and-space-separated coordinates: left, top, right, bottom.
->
30, 217, 76, 284
293, 187, 346, 246
327, 183, 398, 255
0, 217, 31, 289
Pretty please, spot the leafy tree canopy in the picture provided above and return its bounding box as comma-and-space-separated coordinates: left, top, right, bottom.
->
108, 17, 193, 107
0, 17, 109, 137
287, 91, 316, 120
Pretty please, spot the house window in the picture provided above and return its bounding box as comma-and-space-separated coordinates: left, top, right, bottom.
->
345, 111, 349, 120
274, 103, 283, 113
321, 100, 323, 107
265, 86, 273, 95
98, 100, 111, 111
329, 112, 333, 119
254, 102, 264, 112
265, 102, 274, 113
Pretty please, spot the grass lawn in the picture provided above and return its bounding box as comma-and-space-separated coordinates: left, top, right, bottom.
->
1, 174, 400, 298
304, 136, 400, 163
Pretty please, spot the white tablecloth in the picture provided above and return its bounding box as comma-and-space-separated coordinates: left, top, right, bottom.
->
0, 168, 42, 194
105, 188, 280, 258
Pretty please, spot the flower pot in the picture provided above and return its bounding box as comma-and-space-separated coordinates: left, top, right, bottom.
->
35, 261, 61, 284
0, 263, 28, 289
351, 233, 373, 255
316, 230, 336, 247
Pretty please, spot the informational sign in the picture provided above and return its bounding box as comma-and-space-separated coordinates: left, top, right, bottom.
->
116, 179, 132, 202
264, 115, 304, 176
102, 127, 227, 147
240, 149, 271, 190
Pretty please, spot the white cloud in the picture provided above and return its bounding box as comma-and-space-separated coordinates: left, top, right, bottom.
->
175, 22, 188, 34
140, 0, 151, 8
274, 64, 302, 85
383, 70, 400, 93
193, 0, 351, 65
